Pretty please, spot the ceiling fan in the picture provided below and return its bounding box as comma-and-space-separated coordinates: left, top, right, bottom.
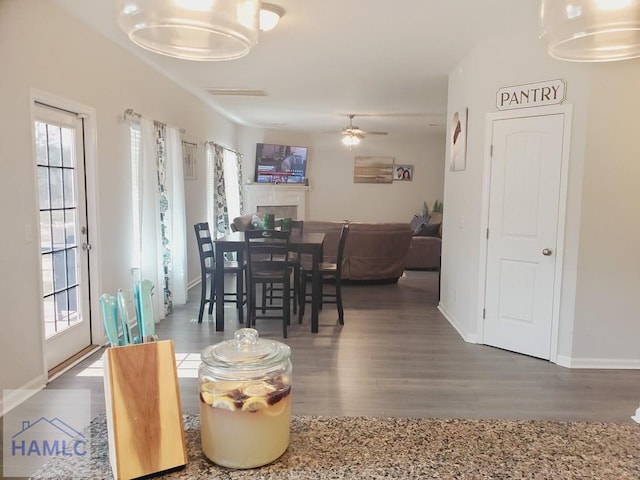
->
326, 114, 388, 147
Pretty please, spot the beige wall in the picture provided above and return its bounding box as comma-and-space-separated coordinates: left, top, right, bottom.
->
442, 17, 640, 366
0, 0, 237, 412
238, 127, 446, 224
572, 60, 640, 363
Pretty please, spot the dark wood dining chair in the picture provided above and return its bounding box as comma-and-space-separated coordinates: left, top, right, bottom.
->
299, 222, 350, 325
193, 222, 245, 324
244, 229, 293, 337
267, 220, 304, 313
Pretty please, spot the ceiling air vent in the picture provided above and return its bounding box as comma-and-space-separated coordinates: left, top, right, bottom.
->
207, 88, 268, 96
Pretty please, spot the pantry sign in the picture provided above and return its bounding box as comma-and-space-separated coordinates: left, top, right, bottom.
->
496, 79, 566, 111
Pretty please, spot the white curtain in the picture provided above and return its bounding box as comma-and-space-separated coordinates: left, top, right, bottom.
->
165, 127, 187, 305
138, 118, 164, 322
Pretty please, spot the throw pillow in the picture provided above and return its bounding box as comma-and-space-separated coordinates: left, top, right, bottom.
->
415, 223, 441, 237
410, 215, 429, 235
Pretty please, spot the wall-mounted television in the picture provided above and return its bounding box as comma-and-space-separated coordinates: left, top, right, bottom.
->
254, 143, 308, 184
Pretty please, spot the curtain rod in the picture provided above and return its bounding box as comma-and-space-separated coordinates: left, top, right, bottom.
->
205, 141, 243, 157
182, 140, 198, 147
123, 108, 186, 134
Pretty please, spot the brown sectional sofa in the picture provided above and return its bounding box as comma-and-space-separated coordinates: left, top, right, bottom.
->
404, 236, 441, 270
305, 221, 413, 283
403, 212, 442, 270
232, 215, 414, 283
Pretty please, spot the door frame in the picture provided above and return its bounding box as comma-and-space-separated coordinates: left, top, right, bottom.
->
30, 89, 103, 376
476, 105, 572, 364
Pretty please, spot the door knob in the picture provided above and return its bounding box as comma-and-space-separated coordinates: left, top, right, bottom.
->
542, 248, 553, 256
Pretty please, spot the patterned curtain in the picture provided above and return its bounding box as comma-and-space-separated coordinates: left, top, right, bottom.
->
154, 121, 172, 315
234, 150, 245, 214
212, 144, 229, 238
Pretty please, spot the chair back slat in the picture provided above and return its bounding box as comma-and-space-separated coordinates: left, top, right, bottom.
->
194, 222, 215, 270
335, 222, 350, 278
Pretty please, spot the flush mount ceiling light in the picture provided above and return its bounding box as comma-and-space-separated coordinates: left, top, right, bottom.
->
540, 0, 640, 62
115, 0, 260, 61
260, 3, 285, 32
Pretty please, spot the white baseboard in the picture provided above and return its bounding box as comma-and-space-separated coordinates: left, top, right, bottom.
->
438, 306, 638, 370
556, 355, 640, 369
1, 376, 47, 417
437, 304, 478, 344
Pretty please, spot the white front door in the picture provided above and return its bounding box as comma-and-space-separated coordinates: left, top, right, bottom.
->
34, 102, 92, 370
483, 111, 568, 360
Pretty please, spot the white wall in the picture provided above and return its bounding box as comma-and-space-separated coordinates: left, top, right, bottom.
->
238, 127, 446, 223
0, 0, 238, 411
441, 18, 640, 365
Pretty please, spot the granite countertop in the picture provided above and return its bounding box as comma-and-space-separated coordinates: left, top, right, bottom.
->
33, 413, 639, 479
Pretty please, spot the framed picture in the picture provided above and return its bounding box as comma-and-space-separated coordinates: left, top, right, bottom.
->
183, 141, 197, 180
353, 156, 394, 184
394, 164, 413, 181
450, 108, 468, 171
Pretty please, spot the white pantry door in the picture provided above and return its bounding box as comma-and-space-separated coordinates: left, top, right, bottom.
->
483, 113, 567, 360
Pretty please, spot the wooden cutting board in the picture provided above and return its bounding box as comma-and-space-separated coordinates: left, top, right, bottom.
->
103, 340, 187, 480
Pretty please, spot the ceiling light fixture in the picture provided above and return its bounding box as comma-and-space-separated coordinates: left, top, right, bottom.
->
115, 0, 260, 61
540, 0, 640, 62
342, 134, 361, 147
260, 3, 285, 32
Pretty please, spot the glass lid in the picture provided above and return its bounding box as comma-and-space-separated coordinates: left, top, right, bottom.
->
201, 328, 291, 373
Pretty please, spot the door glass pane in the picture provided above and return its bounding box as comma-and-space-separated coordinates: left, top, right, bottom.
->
47, 124, 62, 167
55, 290, 69, 330
64, 209, 76, 247
51, 210, 65, 249
43, 296, 56, 338
49, 167, 63, 209
66, 246, 78, 286
35, 122, 48, 165
63, 168, 75, 208
40, 211, 52, 253
67, 286, 80, 326
53, 250, 67, 291
41, 253, 53, 296
61, 127, 74, 168
38, 166, 50, 210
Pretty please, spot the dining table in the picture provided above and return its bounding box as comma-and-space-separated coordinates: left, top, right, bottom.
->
213, 231, 326, 333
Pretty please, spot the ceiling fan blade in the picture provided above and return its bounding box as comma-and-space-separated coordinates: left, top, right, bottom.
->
362, 131, 388, 136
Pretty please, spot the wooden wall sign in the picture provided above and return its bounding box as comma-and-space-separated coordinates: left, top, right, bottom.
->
496, 79, 566, 111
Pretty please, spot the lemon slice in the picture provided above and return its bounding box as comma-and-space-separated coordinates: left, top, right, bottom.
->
214, 381, 246, 394
243, 382, 276, 397
212, 395, 237, 411
201, 391, 216, 405
242, 396, 268, 412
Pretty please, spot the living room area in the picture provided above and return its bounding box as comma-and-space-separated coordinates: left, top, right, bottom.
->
2, 0, 640, 478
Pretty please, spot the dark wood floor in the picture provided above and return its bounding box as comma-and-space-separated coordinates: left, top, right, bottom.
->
50, 270, 639, 423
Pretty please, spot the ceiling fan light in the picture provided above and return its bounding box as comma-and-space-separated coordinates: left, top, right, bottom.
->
115, 0, 260, 61
342, 135, 361, 146
540, 0, 640, 62
260, 3, 285, 32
